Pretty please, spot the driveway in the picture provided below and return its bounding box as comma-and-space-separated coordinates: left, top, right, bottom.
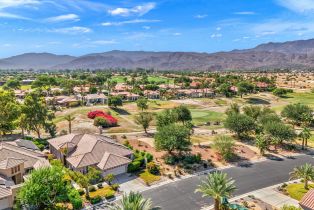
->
142, 154, 314, 210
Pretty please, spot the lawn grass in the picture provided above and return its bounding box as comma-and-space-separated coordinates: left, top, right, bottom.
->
89, 186, 115, 199
139, 170, 161, 185
190, 109, 225, 125
147, 76, 174, 84
284, 92, 314, 108
191, 135, 216, 144
286, 183, 314, 201
214, 99, 227, 106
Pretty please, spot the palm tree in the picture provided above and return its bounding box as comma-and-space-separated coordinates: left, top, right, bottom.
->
299, 127, 311, 150
64, 114, 75, 134
290, 163, 314, 189
110, 191, 160, 210
195, 172, 236, 210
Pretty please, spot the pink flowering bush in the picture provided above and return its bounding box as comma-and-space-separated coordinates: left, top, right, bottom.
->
88, 110, 118, 127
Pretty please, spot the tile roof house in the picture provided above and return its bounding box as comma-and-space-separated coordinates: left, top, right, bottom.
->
0, 140, 49, 210
48, 134, 133, 176
299, 189, 314, 210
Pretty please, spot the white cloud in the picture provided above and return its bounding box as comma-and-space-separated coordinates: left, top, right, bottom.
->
45, 14, 80, 23
252, 19, 314, 36
0, 11, 29, 19
108, 2, 156, 16
0, 0, 40, 20
194, 14, 207, 19
142, 26, 151, 30
173, 32, 181, 36
102, 19, 160, 26
51, 26, 91, 34
233, 11, 256, 15
216, 27, 221, 31
0, 0, 40, 9
276, 0, 314, 13
210, 33, 222, 38
92, 40, 118, 45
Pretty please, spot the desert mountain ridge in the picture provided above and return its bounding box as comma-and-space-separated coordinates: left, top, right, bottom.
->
2, 38, 314, 71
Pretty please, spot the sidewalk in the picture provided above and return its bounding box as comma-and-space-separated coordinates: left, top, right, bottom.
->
203, 181, 300, 210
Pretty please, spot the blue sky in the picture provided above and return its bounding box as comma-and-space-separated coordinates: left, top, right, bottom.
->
1, 0, 314, 57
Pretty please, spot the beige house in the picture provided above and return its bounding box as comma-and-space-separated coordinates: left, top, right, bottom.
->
0, 140, 49, 210
48, 134, 133, 176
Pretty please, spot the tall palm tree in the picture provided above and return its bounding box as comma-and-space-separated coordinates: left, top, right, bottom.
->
110, 191, 160, 210
195, 172, 236, 210
299, 127, 311, 150
64, 114, 75, 134
290, 163, 314, 189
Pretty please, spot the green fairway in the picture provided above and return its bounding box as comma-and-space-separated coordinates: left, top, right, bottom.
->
147, 76, 174, 84
191, 109, 225, 125
284, 92, 314, 108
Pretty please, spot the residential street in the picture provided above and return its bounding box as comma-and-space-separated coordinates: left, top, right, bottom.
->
142, 154, 314, 210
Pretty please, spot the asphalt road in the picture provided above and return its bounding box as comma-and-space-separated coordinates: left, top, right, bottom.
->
142, 154, 314, 210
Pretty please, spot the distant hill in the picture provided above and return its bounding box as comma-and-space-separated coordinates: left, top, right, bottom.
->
2, 39, 314, 71
0, 53, 76, 70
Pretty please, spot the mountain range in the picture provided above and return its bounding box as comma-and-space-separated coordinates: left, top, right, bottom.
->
2, 39, 314, 71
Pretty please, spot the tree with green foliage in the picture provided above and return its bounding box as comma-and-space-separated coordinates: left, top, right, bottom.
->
21, 92, 55, 139
3, 79, 21, 90
281, 103, 313, 127
195, 172, 236, 210
299, 127, 312, 150
243, 105, 262, 120
156, 109, 176, 129
263, 121, 296, 147
225, 103, 240, 116
104, 173, 115, 185
0, 90, 20, 138
108, 96, 123, 108
237, 81, 254, 98
64, 114, 75, 134
18, 165, 67, 209
290, 163, 314, 190
137, 97, 149, 111
155, 124, 191, 155
173, 105, 192, 125
69, 167, 102, 198
213, 135, 235, 160
218, 83, 232, 97
134, 112, 154, 134
110, 191, 160, 210
224, 113, 256, 138
273, 88, 292, 97
255, 134, 270, 156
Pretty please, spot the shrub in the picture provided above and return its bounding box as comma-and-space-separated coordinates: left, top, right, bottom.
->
104, 191, 115, 199
90, 195, 102, 204
182, 154, 202, 165
213, 135, 235, 161
111, 183, 120, 191
145, 153, 154, 163
77, 189, 85, 196
164, 155, 177, 165
67, 188, 83, 210
88, 186, 96, 192
94, 117, 111, 128
87, 110, 118, 127
127, 161, 141, 172
147, 162, 160, 175
123, 140, 133, 150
